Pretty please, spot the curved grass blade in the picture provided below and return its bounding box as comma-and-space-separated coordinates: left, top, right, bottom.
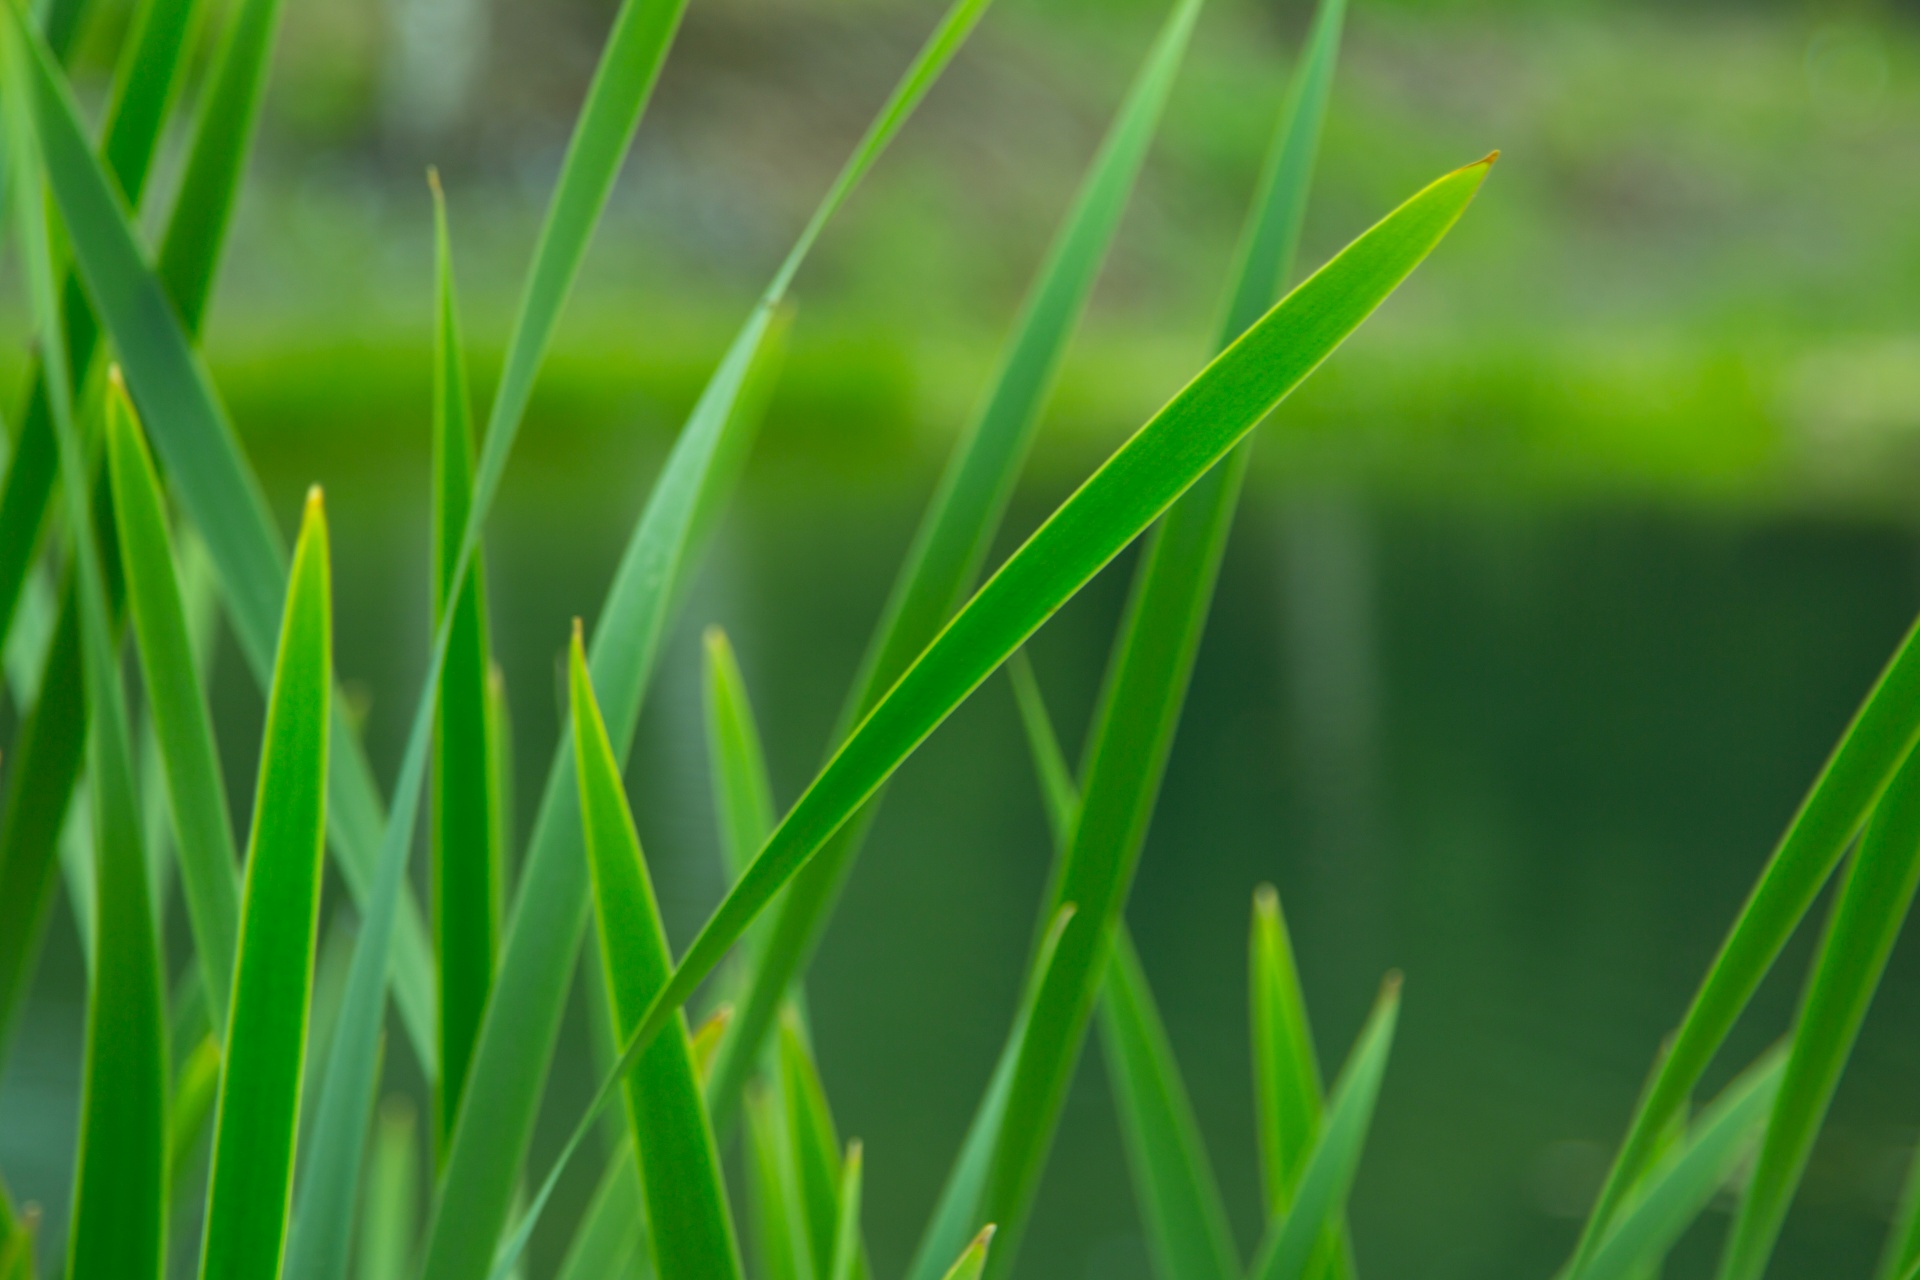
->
1248, 977, 1400, 1280
1714, 741, 1920, 1280
428, 170, 499, 1154
1575, 1050, 1785, 1280
903, 907, 1074, 1280
8, 55, 168, 1279
197, 491, 331, 1280
1572, 624, 1920, 1266
429, 0, 989, 1254
108, 389, 242, 1030
357, 1098, 419, 1280
829, 1142, 865, 1280
570, 625, 744, 1280
1879, 1141, 1920, 1280
706, 626, 778, 880
711, 0, 1203, 1126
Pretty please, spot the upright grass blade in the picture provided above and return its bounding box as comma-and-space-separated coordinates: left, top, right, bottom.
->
829, 1142, 865, 1280
357, 1099, 420, 1280
706, 626, 778, 880
3, 3, 444, 1071
942, 1227, 997, 1280
1714, 740, 1920, 1280
748, 1086, 809, 1280
197, 491, 331, 1280
1574, 1050, 1785, 1280
1573, 620, 1920, 1266
8, 53, 167, 1280
428, 169, 499, 1155
555, 1149, 645, 1280
108, 391, 242, 1030
556, 161, 1489, 1249
711, 0, 1204, 1126
1247, 978, 1400, 1280
426, 0, 986, 1262
1878, 1143, 1920, 1280
168, 1033, 221, 1205
1007, 659, 1240, 1280
570, 626, 744, 1280
778, 1011, 860, 1280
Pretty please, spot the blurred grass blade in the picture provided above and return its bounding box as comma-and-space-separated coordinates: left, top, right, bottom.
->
556, 1151, 645, 1280
778, 1010, 854, 1279
357, 1099, 420, 1280
1248, 978, 1400, 1280
601, 160, 1489, 1186
8, 50, 169, 1279
198, 492, 331, 1280
108, 388, 242, 1030
1879, 1142, 1920, 1280
1102, 930, 1240, 1280
903, 907, 1075, 1280
706, 626, 778, 879
829, 1142, 865, 1280
168, 1033, 221, 1208
711, 0, 1203, 1126
1007, 650, 1077, 846
1575, 1050, 1785, 1280
429, 170, 499, 1154
568, 626, 744, 1280
941, 1228, 997, 1280
1574, 623, 1920, 1264
1714, 741, 1920, 1280
748, 1087, 807, 1280
692, 1005, 733, 1078
3, 1, 443, 1072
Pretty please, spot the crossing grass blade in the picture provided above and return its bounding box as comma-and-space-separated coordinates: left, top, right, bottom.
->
3, 2, 443, 1073
902, 906, 1075, 1280
1714, 740, 1920, 1280
555, 1151, 646, 1280
108, 389, 243, 1030
1247, 977, 1400, 1280
428, 169, 499, 1154
829, 1142, 865, 1280
1573, 1050, 1785, 1280
1879, 1142, 1920, 1280
8, 50, 170, 1279
706, 626, 778, 880
197, 491, 331, 1280
1573, 610, 1920, 1266
569, 626, 744, 1280
711, 0, 1204, 1127
428, 0, 989, 1258
356, 1099, 420, 1280
575, 162, 1489, 1217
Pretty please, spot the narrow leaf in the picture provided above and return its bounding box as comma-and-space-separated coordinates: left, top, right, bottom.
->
168, 1033, 221, 1208
829, 1142, 865, 1280
1878, 1140, 1920, 1280
941, 1228, 997, 1280
357, 1098, 420, 1280
706, 626, 777, 879
555, 1152, 645, 1280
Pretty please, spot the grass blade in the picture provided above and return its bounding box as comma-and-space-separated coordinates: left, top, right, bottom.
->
1006, 650, 1077, 846
428, 170, 499, 1154
941, 1227, 998, 1280
1247, 977, 1400, 1280
197, 491, 331, 1280
778, 1010, 855, 1279
1575, 1050, 1785, 1280
829, 1142, 864, 1280
711, 0, 1203, 1127
555, 1150, 645, 1280
570, 625, 744, 1280
1878, 1141, 1920, 1280
168, 1033, 221, 1203
1714, 740, 1920, 1280
108, 385, 243, 1031
706, 626, 778, 880
748, 1086, 809, 1280
357, 1099, 420, 1280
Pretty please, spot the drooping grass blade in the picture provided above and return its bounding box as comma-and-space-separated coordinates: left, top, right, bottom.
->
356, 1099, 420, 1280
108, 388, 242, 1030
1714, 740, 1920, 1280
428, 0, 986, 1259
829, 1142, 865, 1280
197, 491, 331, 1280
1573, 617, 1920, 1264
428, 170, 500, 1154
1247, 977, 1400, 1280
706, 626, 778, 880
1574, 1050, 1785, 1280
8, 53, 168, 1279
710, 0, 1204, 1127
569, 626, 744, 1280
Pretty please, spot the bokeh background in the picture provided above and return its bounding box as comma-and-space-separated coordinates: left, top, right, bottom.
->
8, 0, 1920, 1275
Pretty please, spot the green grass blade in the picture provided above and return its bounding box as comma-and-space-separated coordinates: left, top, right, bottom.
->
829, 1142, 864, 1280
778, 1011, 851, 1279
168, 1033, 221, 1206
1878, 1141, 1920, 1280
598, 160, 1489, 1183
556, 1151, 646, 1280
1247, 977, 1400, 1280
357, 1098, 420, 1280
748, 1088, 807, 1280
706, 626, 778, 880
1573, 624, 1920, 1266
902, 906, 1075, 1280
1102, 929, 1241, 1280
712, 0, 1202, 1126
429, 170, 499, 1155
1714, 741, 1920, 1280
1575, 1051, 1785, 1280
197, 491, 331, 1280
570, 626, 744, 1280
940, 1228, 998, 1280
108, 386, 242, 1031
99, 0, 204, 202
1006, 650, 1077, 846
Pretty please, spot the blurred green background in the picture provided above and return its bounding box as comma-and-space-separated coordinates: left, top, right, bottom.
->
9, 0, 1920, 1275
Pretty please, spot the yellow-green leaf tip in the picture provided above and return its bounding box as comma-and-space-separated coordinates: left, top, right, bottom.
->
304, 485, 325, 519
427, 165, 443, 198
